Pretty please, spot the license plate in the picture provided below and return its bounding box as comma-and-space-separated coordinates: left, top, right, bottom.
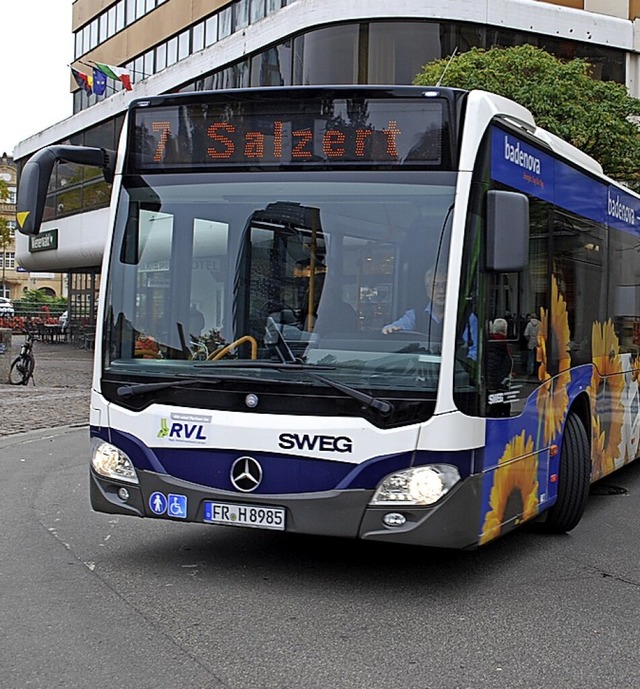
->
203, 501, 286, 531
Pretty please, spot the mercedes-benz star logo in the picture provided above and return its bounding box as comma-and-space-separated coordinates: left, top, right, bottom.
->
230, 456, 263, 492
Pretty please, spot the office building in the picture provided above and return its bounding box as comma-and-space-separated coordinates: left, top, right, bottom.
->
14, 0, 640, 321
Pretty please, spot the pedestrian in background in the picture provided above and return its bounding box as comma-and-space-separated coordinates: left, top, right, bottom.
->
487, 317, 513, 417
524, 313, 539, 376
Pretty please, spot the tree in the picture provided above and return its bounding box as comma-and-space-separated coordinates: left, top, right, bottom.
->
414, 44, 640, 186
0, 180, 10, 298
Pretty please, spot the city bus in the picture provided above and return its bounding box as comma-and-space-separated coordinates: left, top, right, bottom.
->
16, 86, 640, 548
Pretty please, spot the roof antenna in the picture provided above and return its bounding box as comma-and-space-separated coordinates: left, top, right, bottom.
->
435, 47, 458, 87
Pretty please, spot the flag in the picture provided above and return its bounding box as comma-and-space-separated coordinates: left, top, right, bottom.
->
93, 62, 133, 91
71, 67, 93, 95
92, 67, 107, 95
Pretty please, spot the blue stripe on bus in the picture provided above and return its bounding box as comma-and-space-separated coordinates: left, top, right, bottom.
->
491, 127, 640, 236
155, 447, 355, 493
90, 427, 473, 494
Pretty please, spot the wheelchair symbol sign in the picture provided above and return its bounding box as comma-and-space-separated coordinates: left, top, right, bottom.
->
168, 493, 187, 518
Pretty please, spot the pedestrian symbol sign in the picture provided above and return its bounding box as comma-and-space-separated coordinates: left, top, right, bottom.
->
149, 492, 187, 517
168, 494, 187, 518
149, 491, 167, 515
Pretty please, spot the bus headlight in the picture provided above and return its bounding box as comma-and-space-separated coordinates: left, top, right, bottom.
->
91, 441, 139, 484
370, 465, 460, 506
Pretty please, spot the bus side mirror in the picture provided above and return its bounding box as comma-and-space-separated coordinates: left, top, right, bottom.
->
16, 145, 115, 236
485, 190, 529, 272
16, 148, 57, 236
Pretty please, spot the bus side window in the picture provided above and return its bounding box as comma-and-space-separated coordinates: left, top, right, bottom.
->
553, 211, 606, 367
487, 272, 520, 341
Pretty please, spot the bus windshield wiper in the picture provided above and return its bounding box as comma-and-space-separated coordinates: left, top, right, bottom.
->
261, 325, 394, 414
194, 361, 393, 414
300, 371, 394, 415
116, 377, 220, 398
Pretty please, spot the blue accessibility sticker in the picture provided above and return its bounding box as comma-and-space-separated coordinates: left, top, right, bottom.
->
167, 494, 187, 518
149, 491, 167, 515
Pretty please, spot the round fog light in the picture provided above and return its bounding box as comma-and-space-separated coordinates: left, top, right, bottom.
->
383, 512, 407, 527
117, 487, 130, 501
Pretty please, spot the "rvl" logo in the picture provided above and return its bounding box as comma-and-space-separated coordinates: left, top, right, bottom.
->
158, 418, 207, 441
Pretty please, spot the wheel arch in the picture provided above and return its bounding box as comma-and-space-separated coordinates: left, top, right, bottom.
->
537, 391, 592, 533
567, 391, 591, 455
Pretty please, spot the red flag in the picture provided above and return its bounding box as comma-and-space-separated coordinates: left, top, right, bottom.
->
93, 62, 133, 91
71, 67, 93, 95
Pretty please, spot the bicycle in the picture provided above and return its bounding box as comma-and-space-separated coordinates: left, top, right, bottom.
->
9, 330, 36, 386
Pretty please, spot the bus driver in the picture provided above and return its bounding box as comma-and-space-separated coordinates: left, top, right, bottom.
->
382, 267, 478, 361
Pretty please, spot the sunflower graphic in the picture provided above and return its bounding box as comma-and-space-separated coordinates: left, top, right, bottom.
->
631, 353, 640, 384
535, 276, 572, 445
480, 432, 538, 544
590, 320, 624, 480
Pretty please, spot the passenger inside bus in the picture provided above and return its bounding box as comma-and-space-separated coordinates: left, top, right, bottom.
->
486, 317, 513, 417
296, 260, 359, 336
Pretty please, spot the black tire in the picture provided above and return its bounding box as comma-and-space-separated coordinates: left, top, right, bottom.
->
9, 356, 26, 385
22, 354, 35, 385
9, 354, 35, 386
541, 413, 591, 533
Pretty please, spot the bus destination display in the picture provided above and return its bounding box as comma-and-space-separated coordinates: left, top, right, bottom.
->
130, 97, 445, 169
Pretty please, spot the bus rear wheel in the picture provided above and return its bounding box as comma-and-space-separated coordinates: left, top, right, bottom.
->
541, 413, 590, 533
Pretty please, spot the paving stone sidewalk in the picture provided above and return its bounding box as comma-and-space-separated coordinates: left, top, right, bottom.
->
0, 335, 94, 436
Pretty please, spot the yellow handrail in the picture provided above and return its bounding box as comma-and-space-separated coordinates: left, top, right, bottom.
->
207, 335, 258, 361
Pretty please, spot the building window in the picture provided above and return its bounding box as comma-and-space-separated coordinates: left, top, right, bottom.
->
143, 49, 155, 77
116, 1, 125, 32
251, 43, 291, 86
108, 6, 116, 36
293, 25, 360, 85
134, 56, 144, 83
178, 29, 190, 61
219, 6, 233, 40
167, 36, 178, 66
368, 22, 455, 84
156, 42, 167, 71
234, 0, 250, 31
193, 21, 205, 53
99, 13, 108, 43
0, 252, 15, 269
205, 15, 218, 46
90, 18, 99, 50
126, 0, 135, 25
251, 0, 266, 24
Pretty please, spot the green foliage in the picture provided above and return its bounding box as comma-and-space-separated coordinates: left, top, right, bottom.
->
0, 180, 10, 256
0, 179, 11, 276
414, 45, 640, 185
15, 289, 67, 313
0, 217, 9, 251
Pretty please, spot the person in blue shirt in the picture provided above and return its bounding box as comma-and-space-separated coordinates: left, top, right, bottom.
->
382, 267, 477, 361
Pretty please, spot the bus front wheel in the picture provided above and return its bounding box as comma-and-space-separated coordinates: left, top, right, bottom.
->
541, 413, 591, 533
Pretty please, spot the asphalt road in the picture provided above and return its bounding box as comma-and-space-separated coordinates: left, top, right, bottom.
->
2, 425, 640, 689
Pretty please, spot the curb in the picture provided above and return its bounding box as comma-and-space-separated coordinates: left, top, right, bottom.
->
0, 423, 89, 449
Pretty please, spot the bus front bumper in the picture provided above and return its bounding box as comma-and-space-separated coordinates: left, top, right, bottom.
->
90, 469, 483, 549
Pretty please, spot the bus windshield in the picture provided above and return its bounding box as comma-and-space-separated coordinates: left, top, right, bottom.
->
104, 171, 457, 396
